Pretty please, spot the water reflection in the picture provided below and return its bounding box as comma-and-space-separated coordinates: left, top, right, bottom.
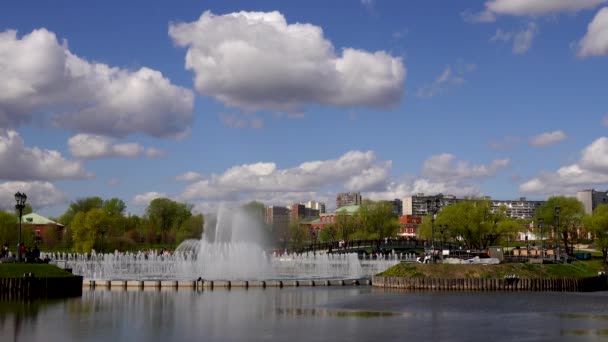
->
1, 288, 608, 341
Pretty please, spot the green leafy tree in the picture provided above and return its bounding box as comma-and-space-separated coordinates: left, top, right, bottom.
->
176, 214, 205, 243
355, 200, 399, 239
288, 219, 308, 250
146, 198, 193, 243
419, 199, 521, 249
537, 196, 585, 255
0, 210, 17, 248
335, 211, 357, 241
318, 225, 336, 243
103, 198, 127, 216
584, 205, 608, 265
71, 209, 111, 253
59, 196, 104, 226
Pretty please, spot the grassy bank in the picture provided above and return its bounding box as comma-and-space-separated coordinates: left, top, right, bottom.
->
0, 264, 75, 278
379, 261, 604, 279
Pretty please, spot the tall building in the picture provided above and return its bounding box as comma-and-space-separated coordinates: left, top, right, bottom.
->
336, 192, 362, 208
379, 199, 403, 216
305, 201, 326, 214
402, 194, 457, 217
577, 189, 608, 214
490, 197, 544, 220
265, 206, 290, 239
290, 203, 320, 221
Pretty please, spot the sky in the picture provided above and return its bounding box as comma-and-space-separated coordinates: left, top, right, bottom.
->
0, 0, 607, 217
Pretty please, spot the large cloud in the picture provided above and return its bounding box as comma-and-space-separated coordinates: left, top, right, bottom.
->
169, 11, 405, 111
0, 129, 90, 181
464, 0, 606, 22
179, 150, 391, 201
520, 137, 608, 194
0, 28, 194, 138
421, 154, 510, 182
68, 134, 166, 159
578, 7, 608, 57
178, 151, 507, 212
0, 181, 67, 210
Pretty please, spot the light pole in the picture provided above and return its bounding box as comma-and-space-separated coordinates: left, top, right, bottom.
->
538, 217, 544, 259
14, 192, 27, 262
554, 206, 560, 262
426, 198, 441, 263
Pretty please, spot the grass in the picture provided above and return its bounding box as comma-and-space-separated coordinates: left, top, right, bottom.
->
0, 264, 76, 278
378, 261, 604, 279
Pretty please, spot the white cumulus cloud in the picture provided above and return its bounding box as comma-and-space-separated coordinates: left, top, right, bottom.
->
169, 11, 405, 111
0, 28, 194, 138
0, 181, 67, 210
464, 0, 606, 22
68, 134, 165, 159
179, 150, 391, 201
520, 137, 608, 194
0, 129, 90, 181
578, 7, 608, 57
421, 154, 510, 182
177, 151, 507, 212
529, 130, 567, 147
133, 192, 168, 206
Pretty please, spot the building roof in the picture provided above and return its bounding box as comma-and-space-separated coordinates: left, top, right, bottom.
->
336, 205, 360, 214
21, 213, 64, 226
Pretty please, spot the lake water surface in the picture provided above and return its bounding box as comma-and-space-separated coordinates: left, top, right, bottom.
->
2, 287, 608, 341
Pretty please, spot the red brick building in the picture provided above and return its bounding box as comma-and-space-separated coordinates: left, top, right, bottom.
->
398, 215, 422, 238
22, 213, 65, 241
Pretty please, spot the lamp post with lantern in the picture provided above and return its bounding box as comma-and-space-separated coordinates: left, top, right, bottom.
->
14, 192, 27, 262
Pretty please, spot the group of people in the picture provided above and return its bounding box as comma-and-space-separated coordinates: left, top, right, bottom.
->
0, 242, 45, 263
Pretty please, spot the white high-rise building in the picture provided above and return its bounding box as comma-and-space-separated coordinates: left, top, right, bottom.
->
577, 189, 608, 214
306, 201, 326, 214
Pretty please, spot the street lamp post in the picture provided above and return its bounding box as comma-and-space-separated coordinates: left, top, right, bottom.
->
14, 192, 27, 262
426, 198, 441, 263
554, 206, 560, 263
538, 217, 544, 259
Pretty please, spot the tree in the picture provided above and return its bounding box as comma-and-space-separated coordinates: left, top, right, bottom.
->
71, 209, 111, 253
176, 214, 205, 243
103, 198, 127, 216
288, 219, 308, 250
418, 199, 521, 249
537, 196, 585, 255
146, 198, 193, 243
585, 204, 608, 265
335, 211, 357, 241
318, 225, 336, 243
355, 200, 399, 239
59, 196, 104, 226
0, 210, 17, 248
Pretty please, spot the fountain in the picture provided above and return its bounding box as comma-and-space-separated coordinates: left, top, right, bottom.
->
48, 205, 415, 280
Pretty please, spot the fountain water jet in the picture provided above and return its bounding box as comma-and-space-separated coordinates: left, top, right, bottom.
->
50, 205, 411, 280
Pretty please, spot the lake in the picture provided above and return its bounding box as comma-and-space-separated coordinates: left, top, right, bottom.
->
2, 287, 608, 341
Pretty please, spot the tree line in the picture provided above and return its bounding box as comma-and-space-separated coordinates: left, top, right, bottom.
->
0, 195, 607, 264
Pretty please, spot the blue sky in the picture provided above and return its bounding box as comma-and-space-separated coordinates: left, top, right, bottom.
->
0, 0, 607, 217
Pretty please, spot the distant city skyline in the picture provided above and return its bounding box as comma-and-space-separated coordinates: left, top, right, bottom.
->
0, 0, 607, 217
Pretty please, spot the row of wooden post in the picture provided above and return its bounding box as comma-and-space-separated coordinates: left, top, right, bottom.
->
372, 276, 608, 292
0, 276, 83, 301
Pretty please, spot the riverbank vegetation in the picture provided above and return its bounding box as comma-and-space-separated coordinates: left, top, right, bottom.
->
0, 264, 75, 278
379, 261, 603, 279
